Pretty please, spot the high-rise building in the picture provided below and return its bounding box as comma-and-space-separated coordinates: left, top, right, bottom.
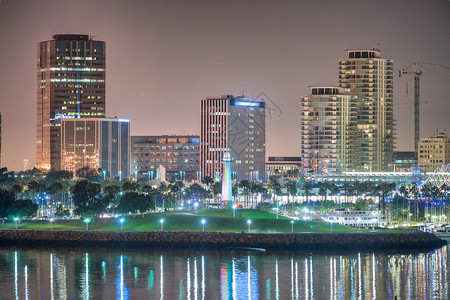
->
37, 34, 106, 171
60, 118, 130, 178
338, 49, 395, 172
131, 135, 200, 182
300, 87, 358, 174
0, 112, 2, 168
200, 95, 265, 182
418, 132, 450, 171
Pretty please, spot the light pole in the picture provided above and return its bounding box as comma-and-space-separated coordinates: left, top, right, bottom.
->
276, 201, 279, 219
160, 219, 164, 231
14, 218, 19, 230
188, 200, 191, 212
103, 170, 106, 181
120, 218, 124, 231
194, 202, 199, 214
84, 218, 90, 231
50, 218, 54, 231
247, 220, 252, 232
291, 220, 294, 233
119, 171, 122, 182
357, 218, 361, 231
201, 219, 206, 232
232, 204, 236, 217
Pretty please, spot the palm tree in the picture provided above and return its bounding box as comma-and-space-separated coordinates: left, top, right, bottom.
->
212, 181, 221, 204
239, 180, 251, 208
48, 181, 64, 217
302, 180, 313, 205
158, 183, 168, 211
285, 180, 298, 213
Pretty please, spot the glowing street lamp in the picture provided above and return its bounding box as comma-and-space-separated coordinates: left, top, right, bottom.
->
201, 219, 206, 232
14, 217, 19, 230
232, 204, 236, 217
247, 219, 252, 232
120, 218, 125, 231
160, 218, 164, 231
50, 218, 54, 231
194, 202, 199, 214
102, 170, 106, 180
291, 220, 294, 233
84, 218, 90, 231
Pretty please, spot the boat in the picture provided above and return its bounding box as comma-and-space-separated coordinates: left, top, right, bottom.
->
323, 209, 386, 227
435, 225, 450, 240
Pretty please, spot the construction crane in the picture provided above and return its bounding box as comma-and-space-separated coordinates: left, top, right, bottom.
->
399, 62, 450, 153
399, 62, 422, 153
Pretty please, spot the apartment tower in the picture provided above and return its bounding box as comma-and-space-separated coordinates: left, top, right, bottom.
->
300, 87, 358, 174
338, 49, 395, 172
36, 34, 105, 171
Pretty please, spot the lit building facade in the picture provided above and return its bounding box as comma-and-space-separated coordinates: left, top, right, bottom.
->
393, 151, 417, 172
37, 34, 106, 171
418, 132, 450, 171
265, 157, 302, 178
131, 135, 200, 182
0, 112, 2, 168
200, 95, 265, 182
300, 87, 358, 174
60, 118, 130, 178
338, 49, 395, 172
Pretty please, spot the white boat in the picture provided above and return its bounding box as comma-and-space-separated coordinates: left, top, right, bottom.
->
323, 209, 386, 227
435, 226, 450, 240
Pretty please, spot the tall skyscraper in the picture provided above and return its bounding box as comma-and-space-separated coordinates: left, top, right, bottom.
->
0, 112, 2, 168
200, 95, 265, 182
300, 87, 358, 174
37, 34, 106, 171
338, 49, 395, 172
60, 118, 130, 178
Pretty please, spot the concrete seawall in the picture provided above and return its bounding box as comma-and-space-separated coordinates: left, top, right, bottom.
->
0, 230, 446, 251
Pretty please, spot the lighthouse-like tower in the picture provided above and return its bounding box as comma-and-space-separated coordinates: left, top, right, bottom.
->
221, 152, 232, 202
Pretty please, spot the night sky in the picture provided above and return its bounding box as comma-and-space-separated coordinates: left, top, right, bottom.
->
0, 0, 449, 171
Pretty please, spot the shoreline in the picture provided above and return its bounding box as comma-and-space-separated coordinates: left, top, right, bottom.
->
0, 229, 446, 251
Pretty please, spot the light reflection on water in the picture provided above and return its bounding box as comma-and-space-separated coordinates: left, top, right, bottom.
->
0, 245, 448, 299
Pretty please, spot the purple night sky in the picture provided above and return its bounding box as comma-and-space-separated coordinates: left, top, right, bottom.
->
0, 0, 449, 171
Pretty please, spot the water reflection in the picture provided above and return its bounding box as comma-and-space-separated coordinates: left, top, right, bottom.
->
0, 245, 449, 299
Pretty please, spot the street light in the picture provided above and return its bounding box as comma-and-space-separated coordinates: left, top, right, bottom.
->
102, 170, 106, 180
291, 220, 294, 233
84, 218, 90, 231
160, 218, 164, 231
201, 219, 206, 232
14, 217, 19, 230
194, 202, 199, 214
50, 218, 54, 231
247, 219, 252, 232
120, 218, 125, 231
232, 204, 236, 217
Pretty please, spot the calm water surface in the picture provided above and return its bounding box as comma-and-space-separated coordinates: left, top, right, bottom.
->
0, 244, 448, 299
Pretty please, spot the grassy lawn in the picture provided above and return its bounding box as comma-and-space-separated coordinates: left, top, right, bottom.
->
0, 209, 361, 233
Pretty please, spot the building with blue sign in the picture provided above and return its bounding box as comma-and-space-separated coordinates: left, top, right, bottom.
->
200, 95, 266, 182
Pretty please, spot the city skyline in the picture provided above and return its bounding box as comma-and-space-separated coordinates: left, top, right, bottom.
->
0, 0, 449, 171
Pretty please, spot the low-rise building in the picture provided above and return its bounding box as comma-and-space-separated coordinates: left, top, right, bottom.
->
131, 135, 200, 182
265, 156, 302, 179
60, 118, 130, 178
418, 132, 450, 171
